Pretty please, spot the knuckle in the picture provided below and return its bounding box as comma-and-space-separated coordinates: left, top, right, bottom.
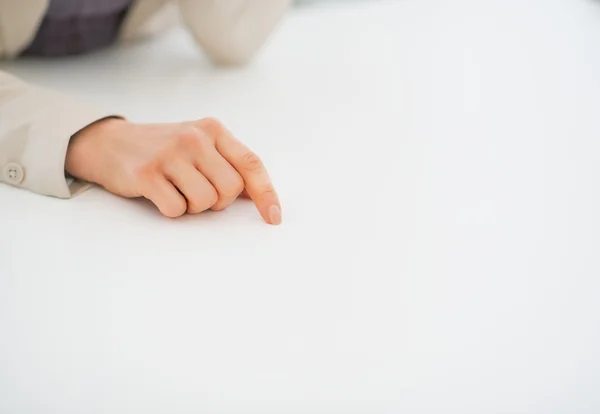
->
173, 127, 203, 150
133, 162, 159, 182
195, 117, 224, 144
196, 117, 224, 135
242, 151, 264, 171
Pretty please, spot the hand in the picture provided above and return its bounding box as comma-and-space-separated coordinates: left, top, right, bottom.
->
65, 117, 282, 224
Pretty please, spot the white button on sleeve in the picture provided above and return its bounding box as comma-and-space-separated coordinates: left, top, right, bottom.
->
3, 163, 25, 185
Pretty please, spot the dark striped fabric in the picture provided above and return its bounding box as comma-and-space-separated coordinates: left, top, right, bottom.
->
22, 0, 133, 57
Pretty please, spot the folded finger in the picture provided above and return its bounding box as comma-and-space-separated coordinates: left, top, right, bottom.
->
163, 160, 218, 214
140, 175, 187, 218
192, 140, 245, 211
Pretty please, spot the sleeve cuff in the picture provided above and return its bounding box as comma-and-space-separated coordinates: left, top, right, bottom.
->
11, 89, 120, 198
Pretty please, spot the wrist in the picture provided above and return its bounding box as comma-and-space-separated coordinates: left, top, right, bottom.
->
65, 117, 128, 184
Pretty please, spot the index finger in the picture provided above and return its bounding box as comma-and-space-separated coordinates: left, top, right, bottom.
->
201, 120, 281, 225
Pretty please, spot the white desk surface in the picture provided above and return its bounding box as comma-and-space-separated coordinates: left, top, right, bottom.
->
2, 0, 600, 413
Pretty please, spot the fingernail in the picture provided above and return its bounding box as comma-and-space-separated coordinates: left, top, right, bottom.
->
268, 205, 282, 225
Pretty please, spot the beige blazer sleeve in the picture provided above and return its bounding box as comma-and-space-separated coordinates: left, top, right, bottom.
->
0, 71, 117, 198
0, 0, 47, 58
178, 0, 291, 65
0, 0, 118, 198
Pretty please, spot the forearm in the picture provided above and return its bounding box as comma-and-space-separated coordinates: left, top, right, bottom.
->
0, 70, 120, 198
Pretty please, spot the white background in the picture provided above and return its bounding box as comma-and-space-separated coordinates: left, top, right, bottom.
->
1, 0, 600, 412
